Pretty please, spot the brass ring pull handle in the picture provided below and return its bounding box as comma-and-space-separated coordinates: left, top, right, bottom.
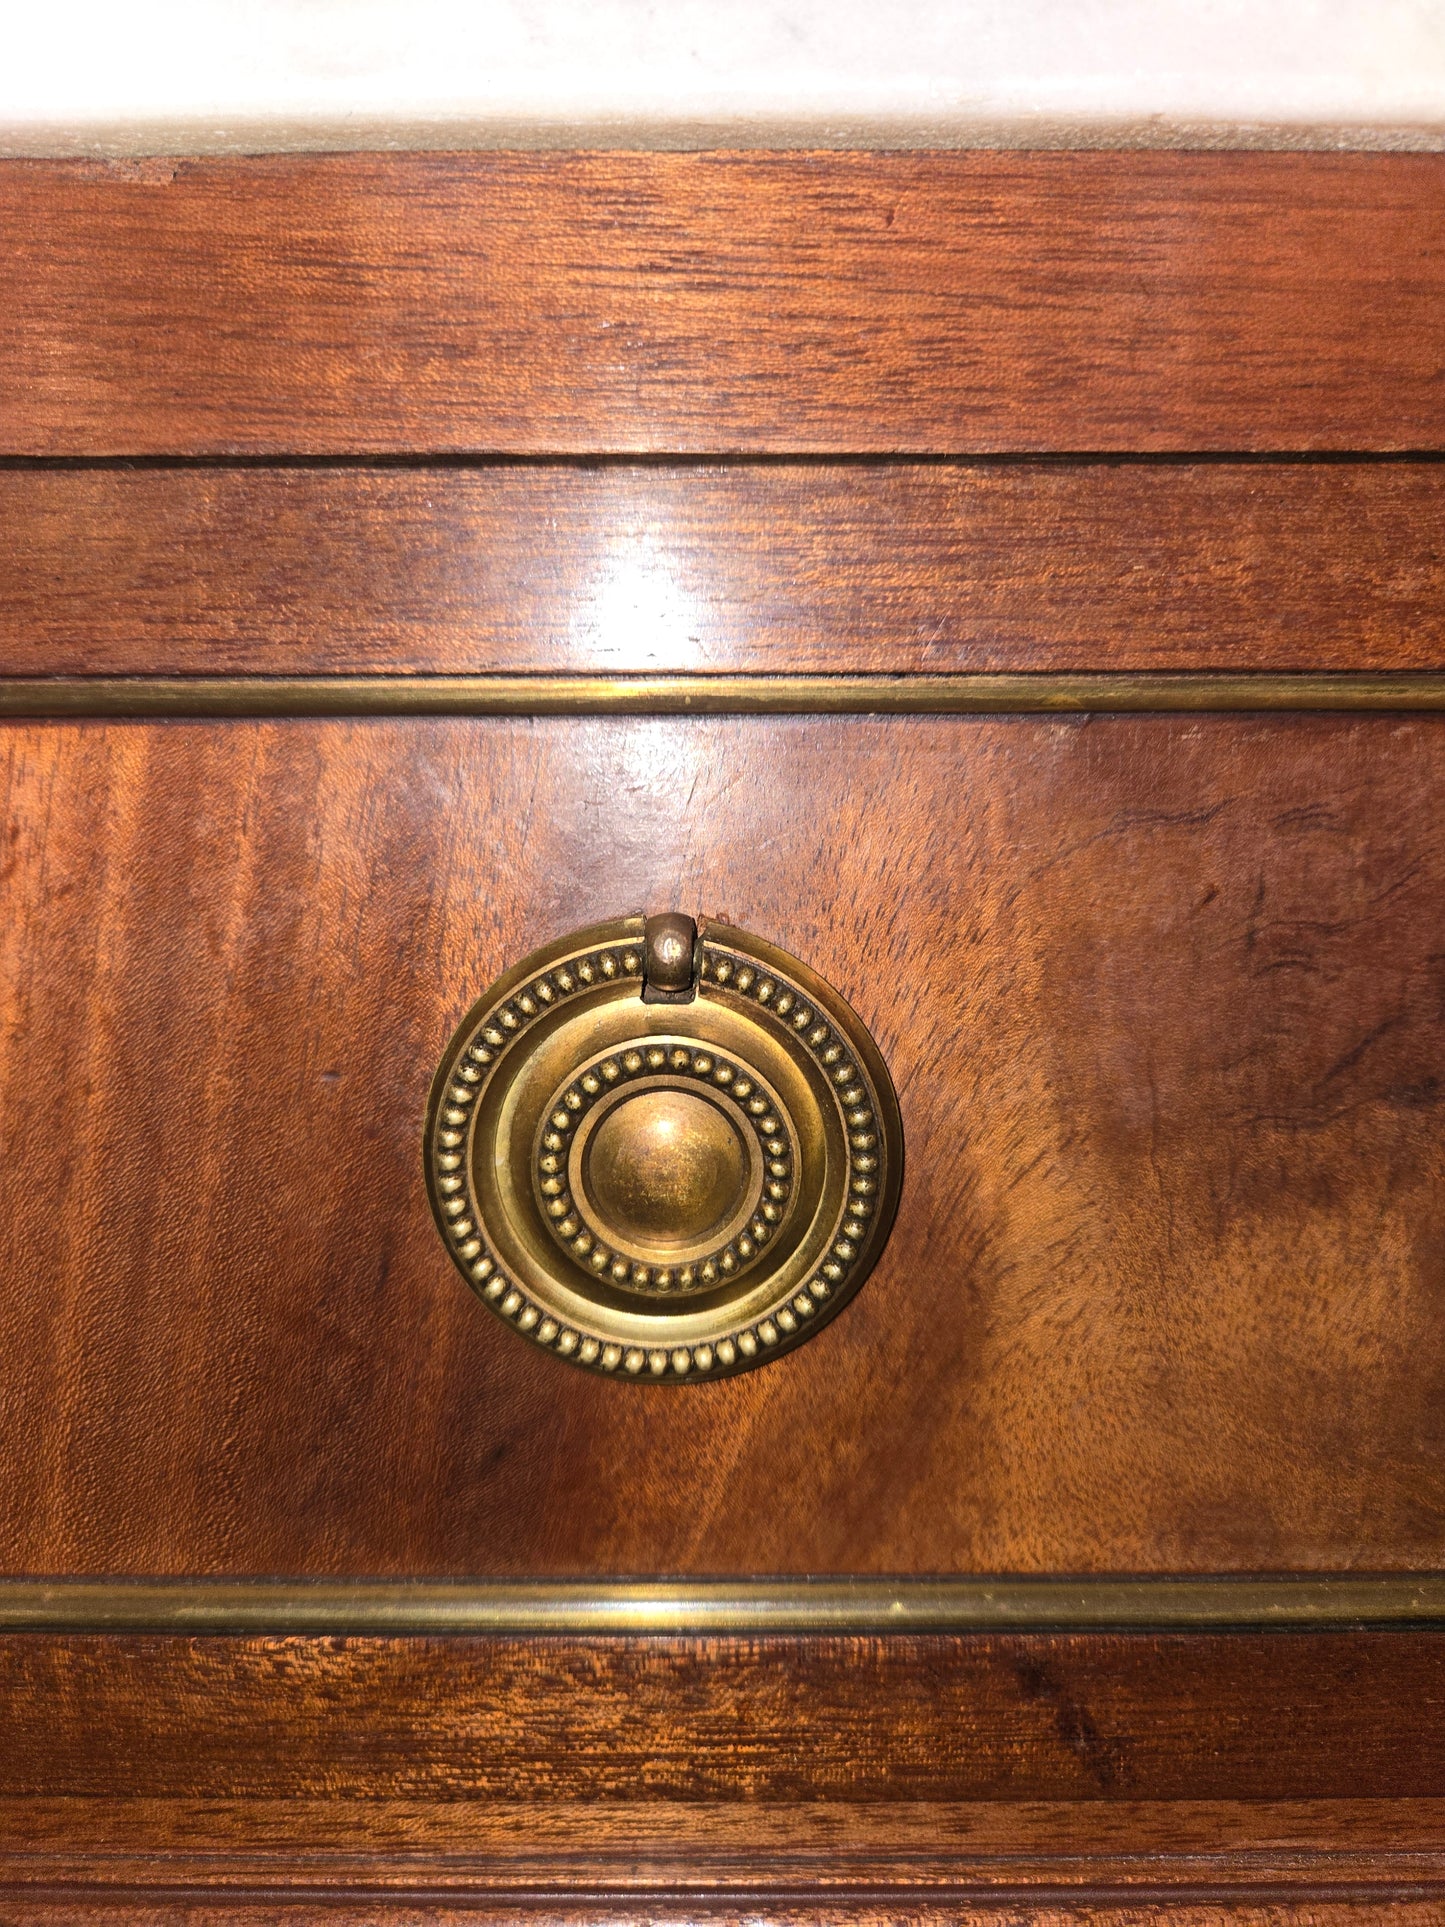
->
426, 915, 903, 1381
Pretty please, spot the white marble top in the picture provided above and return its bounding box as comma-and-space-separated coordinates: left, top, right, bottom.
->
4, 0, 1444, 156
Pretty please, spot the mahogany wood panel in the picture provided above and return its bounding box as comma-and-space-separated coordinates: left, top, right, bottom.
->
5, 1791, 1445, 1887
5, 460, 1445, 676
3, 154, 1445, 457
2, 1633, 1445, 1918
2, 1634, 1444, 1803
3, 1793, 1445, 1922
1, 714, 1443, 1576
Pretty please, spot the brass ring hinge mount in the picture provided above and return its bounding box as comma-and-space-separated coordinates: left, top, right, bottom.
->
640, 911, 699, 1003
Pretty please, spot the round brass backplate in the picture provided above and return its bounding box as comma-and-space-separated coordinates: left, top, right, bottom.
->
424, 916, 903, 1382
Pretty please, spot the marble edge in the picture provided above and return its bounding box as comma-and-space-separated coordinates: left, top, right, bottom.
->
2, 116, 1444, 159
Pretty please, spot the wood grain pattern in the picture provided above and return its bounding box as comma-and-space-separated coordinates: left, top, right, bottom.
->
1, 1634, 1443, 1802
3, 154, 1445, 456
6, 148, 1444, 1918
2, 1788, 1445, 1922
1, 1634, 1444, 1919
7, 1789, 1445, 1874
5, 461, 1445, 676
2, 714, 1443, 1576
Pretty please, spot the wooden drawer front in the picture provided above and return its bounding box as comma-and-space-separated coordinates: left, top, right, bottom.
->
6, 152, 1445, 1916
3, 711, 1440, 1578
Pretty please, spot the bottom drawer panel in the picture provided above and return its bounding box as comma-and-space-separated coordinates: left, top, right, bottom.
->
1, 713, 1441, 1577
1, 1632, 1444, 1916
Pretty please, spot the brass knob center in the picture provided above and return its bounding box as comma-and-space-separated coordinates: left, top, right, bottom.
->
582, 1089, 750, 1257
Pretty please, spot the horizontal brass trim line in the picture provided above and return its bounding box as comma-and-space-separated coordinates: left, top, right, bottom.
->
1, 672, 1445, 717
2, 1576, 1444, 1634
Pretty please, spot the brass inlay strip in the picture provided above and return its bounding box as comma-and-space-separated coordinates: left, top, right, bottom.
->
2, 1576, 1444, 1633
1, 673, 1445, 717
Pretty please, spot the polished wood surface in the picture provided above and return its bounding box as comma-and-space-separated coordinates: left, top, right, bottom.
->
3, 714, 1442, 1576
5, 460, 1445, 676
1, 1634, 1443, 1916
5, 148, 1443, 1915
3, 153, 1445, 456
7, 1788, 1445, 1893
5, 1634, 1444, 1801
